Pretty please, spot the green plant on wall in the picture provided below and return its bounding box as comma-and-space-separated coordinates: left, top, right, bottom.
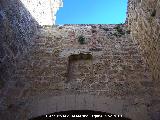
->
78, 35, 85, 44
102, 27, 109, 32
115, 25, 122, 33
114, 24, 125, 37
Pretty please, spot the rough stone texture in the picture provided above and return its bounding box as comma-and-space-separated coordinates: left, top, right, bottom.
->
127, 0, 160, 119
0, 0, 160, 120
127, 0, 160, 81
0, 0, 38, 107
0, 24, 154, 120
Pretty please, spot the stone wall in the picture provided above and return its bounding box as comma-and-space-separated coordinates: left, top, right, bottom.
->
0, 0, 38, 94
127, 0, 160, 81
127, 1, 160, 119
0, 24, 155, 120
0, 0, 160, 120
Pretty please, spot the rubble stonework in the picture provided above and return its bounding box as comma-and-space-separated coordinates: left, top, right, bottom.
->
127, 0, 160, 81
0, 24, 155, 120
0, 0, 160, 120
0, 0, 38, 92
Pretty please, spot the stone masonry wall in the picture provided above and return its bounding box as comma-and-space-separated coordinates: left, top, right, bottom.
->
0, 0, 38, 100
0, 24, 155, 120
127, 0, 160, 119
127, 0, 160, 81
0, 0, 160, 120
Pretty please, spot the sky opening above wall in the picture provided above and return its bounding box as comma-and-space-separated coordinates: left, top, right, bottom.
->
56, 0, 128, 24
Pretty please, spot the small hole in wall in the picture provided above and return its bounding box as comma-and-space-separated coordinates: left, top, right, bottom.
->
151, 9, 156, 17
78, 35, 85, 44
0, 79, 5, 89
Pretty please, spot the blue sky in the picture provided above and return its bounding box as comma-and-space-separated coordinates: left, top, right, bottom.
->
56, 0, 128, 24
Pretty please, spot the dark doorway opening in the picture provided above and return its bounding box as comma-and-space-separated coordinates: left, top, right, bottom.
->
29, 110, 131, 120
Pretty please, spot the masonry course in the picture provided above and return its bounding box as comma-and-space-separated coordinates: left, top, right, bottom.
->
0, 0, 160, 120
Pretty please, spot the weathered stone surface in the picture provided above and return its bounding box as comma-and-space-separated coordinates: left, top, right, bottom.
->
0, 24, 153, 120
127, 0, 160, 81
0, 0, 160, 120
0, 0, 38, 91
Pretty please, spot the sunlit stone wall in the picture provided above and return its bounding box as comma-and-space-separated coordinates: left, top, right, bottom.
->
20, 0, 63, 25
127, 0, 160, 81
0, 24, 153, 120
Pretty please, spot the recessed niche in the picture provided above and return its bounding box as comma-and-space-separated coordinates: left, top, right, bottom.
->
66, 53, 93, 88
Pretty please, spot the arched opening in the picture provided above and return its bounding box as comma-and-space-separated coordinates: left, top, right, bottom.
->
29, 110, 131, 120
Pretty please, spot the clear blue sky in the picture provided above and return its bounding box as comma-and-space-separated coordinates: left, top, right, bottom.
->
56, 0, 128, 24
